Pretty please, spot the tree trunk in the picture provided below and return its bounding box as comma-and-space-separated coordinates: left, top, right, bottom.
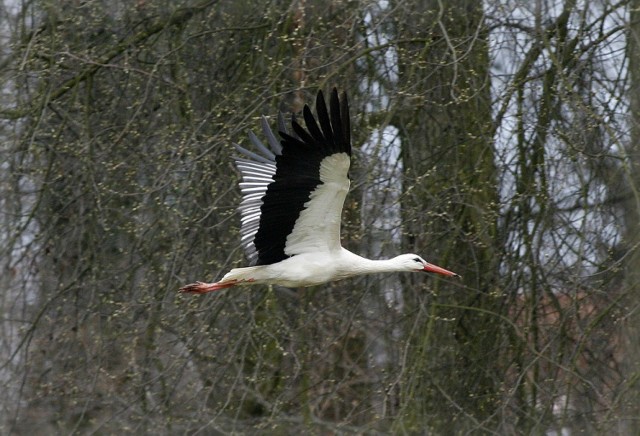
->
620, 1, 640, 431
392, 0, 503, 431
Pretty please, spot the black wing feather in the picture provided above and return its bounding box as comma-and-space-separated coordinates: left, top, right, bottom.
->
250, 88, 351, 265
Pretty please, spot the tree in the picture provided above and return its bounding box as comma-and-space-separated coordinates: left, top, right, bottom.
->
389, 1, 502, 431
618, 0, 640, 431
1, 0, 638, 434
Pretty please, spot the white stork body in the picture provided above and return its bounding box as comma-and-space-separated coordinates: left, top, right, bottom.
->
180, 89, 459, 294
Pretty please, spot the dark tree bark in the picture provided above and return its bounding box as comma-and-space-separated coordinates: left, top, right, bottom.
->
392, 0, 503, 431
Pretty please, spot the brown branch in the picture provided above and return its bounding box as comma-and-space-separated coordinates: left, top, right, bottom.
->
0, 0, 217, 120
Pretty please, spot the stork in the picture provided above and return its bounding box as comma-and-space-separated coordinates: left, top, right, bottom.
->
180, 88, 459, 294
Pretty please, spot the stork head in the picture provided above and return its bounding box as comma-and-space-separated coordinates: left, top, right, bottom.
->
395, 254, 460, 277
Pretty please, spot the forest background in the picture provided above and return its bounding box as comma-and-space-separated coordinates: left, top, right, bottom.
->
1, 0, 639, 434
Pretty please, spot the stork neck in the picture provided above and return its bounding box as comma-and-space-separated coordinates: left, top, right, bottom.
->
363, 258, 405, 273
342, 253, 404, 274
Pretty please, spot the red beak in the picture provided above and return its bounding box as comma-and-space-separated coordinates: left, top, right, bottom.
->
423, 263, 460, 278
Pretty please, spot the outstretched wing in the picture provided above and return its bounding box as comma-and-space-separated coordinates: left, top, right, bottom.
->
234, 88, 352, 266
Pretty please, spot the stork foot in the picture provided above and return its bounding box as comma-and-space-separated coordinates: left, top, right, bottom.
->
179, 280, 238, 294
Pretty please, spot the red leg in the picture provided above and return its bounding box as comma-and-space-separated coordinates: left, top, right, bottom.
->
179, 280, 238, 294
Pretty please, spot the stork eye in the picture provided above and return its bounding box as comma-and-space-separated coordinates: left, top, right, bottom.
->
413, 257, 422, 263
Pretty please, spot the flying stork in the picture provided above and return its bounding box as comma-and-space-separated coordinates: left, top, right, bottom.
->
179, 88, 459, 294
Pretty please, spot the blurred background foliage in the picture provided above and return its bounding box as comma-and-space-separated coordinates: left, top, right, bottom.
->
1, 0, 638, 433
